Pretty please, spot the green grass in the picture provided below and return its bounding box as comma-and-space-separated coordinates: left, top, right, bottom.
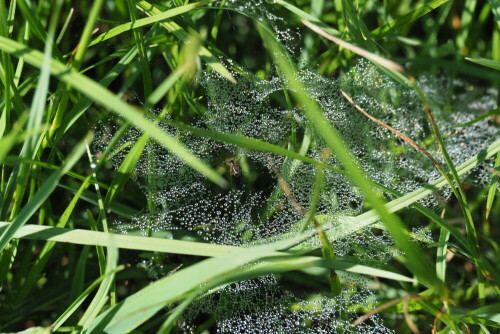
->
1, 0, 499, 333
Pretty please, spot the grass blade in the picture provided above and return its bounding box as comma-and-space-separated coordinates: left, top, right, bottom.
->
465, 56, 500, 70
89, 1, 213, 47
371, 0, 450, 39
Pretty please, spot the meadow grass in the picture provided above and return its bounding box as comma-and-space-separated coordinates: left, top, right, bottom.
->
0, 0, 499, 332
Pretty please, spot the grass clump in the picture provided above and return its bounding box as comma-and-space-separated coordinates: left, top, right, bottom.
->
0, 0, 499, 333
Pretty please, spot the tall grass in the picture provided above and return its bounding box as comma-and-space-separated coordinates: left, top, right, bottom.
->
0, 0, 499, 332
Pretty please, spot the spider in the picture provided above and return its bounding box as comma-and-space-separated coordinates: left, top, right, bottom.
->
226, 158, 241, 177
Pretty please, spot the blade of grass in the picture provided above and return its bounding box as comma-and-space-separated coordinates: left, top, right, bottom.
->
67, 245, 90, 324
486, 152, 500, 219
274, 0, 341, 37
245, 256, 416, 283
72, 0, 104, 70
56, 8, 74, 45
0, 222, 239, 257
452, 106, 500, 128
52, 265, 124, 331
488, 0, 500, 28
436, 227, 450, 282
210, 0, 227, 41
89, 1, 213, 47
78, 243, 119, 328
456, 0, 477, 51
158, 295, 197, 334
301, 19, 406, 74
15, 0, 50, 46
125, 0, 153, 97
55, 42, 140, 140
87, 212, 107, 275
370, 0, 450, 39
465, 56, 500, 70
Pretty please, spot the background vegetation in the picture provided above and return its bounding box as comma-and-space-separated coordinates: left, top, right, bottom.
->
0, 0, 499, 333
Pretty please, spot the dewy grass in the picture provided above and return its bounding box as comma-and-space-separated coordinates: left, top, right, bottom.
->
1, 0, 499, 332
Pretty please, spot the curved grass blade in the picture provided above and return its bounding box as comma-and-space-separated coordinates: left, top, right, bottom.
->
89, 1, 213, 47
0, 222, 239, 257
465, 56, 500, 70
486, 152, 500, 219
371, 0, 450, 39
78, 243, 119, 328
248, 256, 416, 283
451, 106, 500, 128
274, 0, 341, 37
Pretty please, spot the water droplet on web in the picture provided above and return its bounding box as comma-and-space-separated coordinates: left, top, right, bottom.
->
93, 43, 498, 332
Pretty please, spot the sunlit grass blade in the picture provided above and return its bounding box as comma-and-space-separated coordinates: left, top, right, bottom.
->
465, 56, 500, 70
486, 152, 500, 219
0, 222, 239, 257
52, 264, 124, 331
488, 0, 500, 28
371, 0, 450, 39
247, 256, 416, 283
0, 36, 228, 188
274, 0, 341, 37
89, 1, 213, 47
79, 243, 119, 328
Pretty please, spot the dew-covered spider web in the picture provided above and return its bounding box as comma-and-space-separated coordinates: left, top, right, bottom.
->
93, 2, 499, 332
